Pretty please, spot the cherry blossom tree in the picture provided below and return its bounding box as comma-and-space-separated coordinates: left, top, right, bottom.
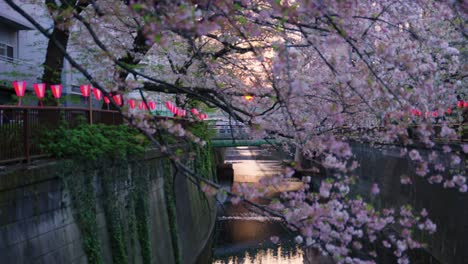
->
5, 0, 467, 263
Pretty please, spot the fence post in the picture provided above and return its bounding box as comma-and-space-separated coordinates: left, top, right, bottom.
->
23, 109, 30, 163
89, 97, 93, 125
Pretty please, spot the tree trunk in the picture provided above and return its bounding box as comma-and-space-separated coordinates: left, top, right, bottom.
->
42, 26, 70, 85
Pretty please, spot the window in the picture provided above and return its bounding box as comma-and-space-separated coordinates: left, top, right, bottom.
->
0, 43, 14, 62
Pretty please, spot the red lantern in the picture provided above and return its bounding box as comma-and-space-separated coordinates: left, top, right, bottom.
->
112, 94, 122, 106
33, 83, 46, 99
128, 99, 136, 109
446, 107, 452, 115
12, 81, 26, 97
191, 108, 199, 115
165, 101, 176, 113
432, 111, 438, 118
104, 96, 110, 104
50, 84, 62, 99
175, 108, 186, 116
199, 113, 208, 120
138, 101, 148, 110
457, 100, 464, 108
411, 109, 421, 117
93, 88, 102, 100
80, 84, 91, 97
148, 101, 156, 110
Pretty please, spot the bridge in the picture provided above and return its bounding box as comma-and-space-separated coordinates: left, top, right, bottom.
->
210, 123, 275, 147
209, 121, 468, 148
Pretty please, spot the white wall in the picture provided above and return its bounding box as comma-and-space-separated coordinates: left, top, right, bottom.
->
0, 0, 51, 89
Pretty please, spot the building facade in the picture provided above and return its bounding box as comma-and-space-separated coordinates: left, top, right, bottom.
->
0, 1, 89, 106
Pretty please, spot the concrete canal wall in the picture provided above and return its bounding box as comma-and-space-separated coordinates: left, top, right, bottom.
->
350, 142, 467, 264
0, 150, 216, 264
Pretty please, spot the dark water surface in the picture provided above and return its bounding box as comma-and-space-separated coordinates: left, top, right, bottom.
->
208, 147, 330, 264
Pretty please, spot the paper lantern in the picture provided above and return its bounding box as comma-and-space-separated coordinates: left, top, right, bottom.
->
33, 83, 46, 99
199, 113, 208, 120
411, 109, 421, 117
446, 107, 452, 115
112, 94, 122, 106
432, 111, 438, 118
12, 81, 26, 97
104, 96, 110, 104
148, 101, 156, 110
457, 100, 464, 108
93, 88, 102, 100
191, 108, 199, 115
128, 99, 136, 109
50, 84, 62, 99
174, 108, 186, 116
138, 101, 148, 110
165, 101, 176, 113
80, 84, 91, 97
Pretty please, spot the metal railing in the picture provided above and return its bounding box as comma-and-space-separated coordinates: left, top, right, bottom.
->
0, 106, 123, 164
211, 124, 251, 140
0, 54, 34, 65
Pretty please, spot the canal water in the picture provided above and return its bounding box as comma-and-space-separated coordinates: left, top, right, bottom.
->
209, 146, 331, 264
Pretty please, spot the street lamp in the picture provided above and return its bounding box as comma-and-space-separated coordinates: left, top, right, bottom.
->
244, 94, 254, 102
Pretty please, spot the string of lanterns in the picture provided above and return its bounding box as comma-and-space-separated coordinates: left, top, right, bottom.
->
164, 101, 208, 120
410, 101, 467, 118
11, 81, 208, 120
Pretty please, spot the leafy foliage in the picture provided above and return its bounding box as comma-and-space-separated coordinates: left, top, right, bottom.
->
40, 124, 148, 161
186, 121, 216, 142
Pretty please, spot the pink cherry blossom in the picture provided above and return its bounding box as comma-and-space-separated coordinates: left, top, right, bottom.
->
371, 183, 380, 196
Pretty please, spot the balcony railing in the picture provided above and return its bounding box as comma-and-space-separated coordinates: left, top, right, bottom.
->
0, 106, 123, 164
0, 55, 34, 65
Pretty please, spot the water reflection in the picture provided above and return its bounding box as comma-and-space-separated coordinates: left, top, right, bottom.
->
211, 147, 329, 264
213, 246, 304, 264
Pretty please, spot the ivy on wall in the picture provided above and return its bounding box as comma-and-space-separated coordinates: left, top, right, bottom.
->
44, 123, 216, 264
133, 164, 152, 264
163, 158, 182, 264
102, 165, 129, 264
60, 161, 104, 264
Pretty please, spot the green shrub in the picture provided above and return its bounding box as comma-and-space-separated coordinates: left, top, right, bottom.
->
186, 121, 216, 141
40, 124, 148, 161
